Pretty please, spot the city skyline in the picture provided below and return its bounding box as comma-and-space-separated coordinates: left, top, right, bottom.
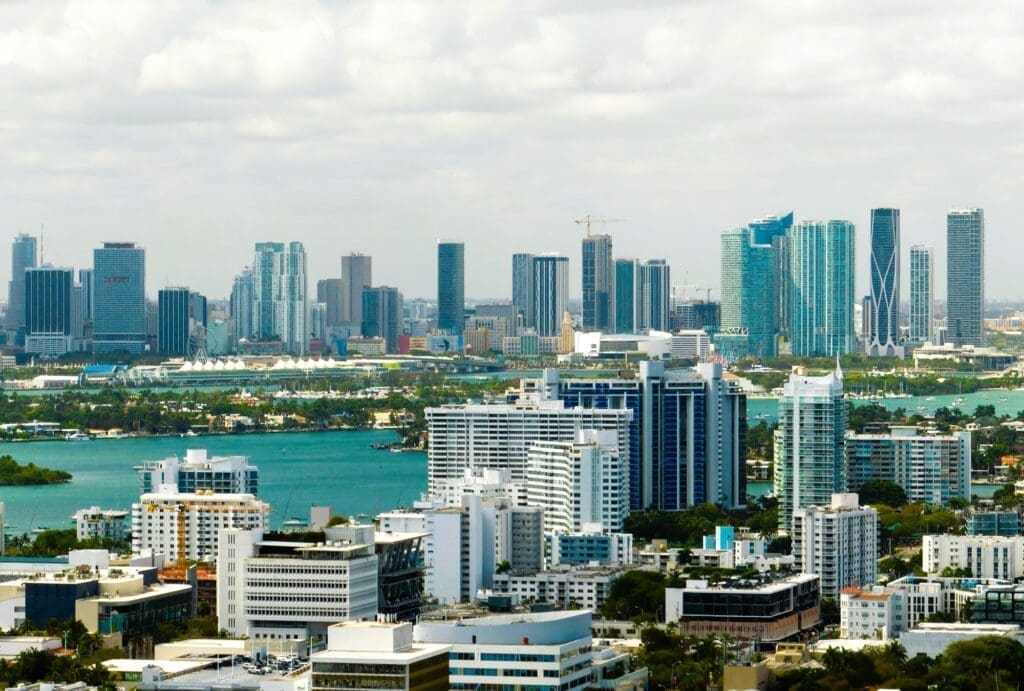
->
1, 3, 1021, 301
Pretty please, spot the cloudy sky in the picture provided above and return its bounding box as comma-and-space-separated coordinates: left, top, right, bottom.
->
1, 0, 1021, 301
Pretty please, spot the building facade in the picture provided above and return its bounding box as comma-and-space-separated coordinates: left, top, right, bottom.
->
361, 286, 403, 353
922, 534, 1024, 580
582, 234, 614, 332
532, 254, 569, 337
719, 227, 777, 359
341, 253, 372, 326
252, 241, 308, 354
909, 245, 934, 344
230, 267, 255, 344
947, 208, 985, 347
638, 259, 670, 332
24, 266, 73, 356
789, 220, 856, 356
5, 234, 38, 343
867, 208, 901, 356
92, 242, 146, 354
792, 493, 878, 600
846, 427, 970, 504
436, 241, 465, 335
511, 252, 534, 329
137, 449, 259, 496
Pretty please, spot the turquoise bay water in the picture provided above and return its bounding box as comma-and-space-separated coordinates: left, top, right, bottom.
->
5, 386, 1017, 535
0, 430, 426, 533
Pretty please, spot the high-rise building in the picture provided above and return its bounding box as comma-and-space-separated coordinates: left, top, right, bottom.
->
789, 220, 856, 356
751, 212, 793, 337
774, 365, 847, 532
252, 241, 307, 354
512, 253, 534, 329
92, 242, 146, 354
362, 285, 403, 353
230, 267, 255, 345
5, 234, 38, 343
792, 493, 878, 600
867, 208, 901, 355
719, 228, 777, 358
582, 234, 614, 332
138, 449, 259, 496
532, 254, 569, 337
638, 259, 670, 332
24, 265, 73, 356
613, 258, 640, 333
317, 278, 344, 327
748, 211, 794, 246
909, 245, 934, 344
158, 287, 192, 355
436, 241, 465, 335
947, 208, 985, 347
341, 253, 372, 326
522, 362, 747, 511
77, 268, 93, 322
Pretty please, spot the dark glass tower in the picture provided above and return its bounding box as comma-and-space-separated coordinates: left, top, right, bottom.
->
947, 209, 985, 347
867, 208, 901, 355
436, 241, 465, 335
582, 234, 613, 331
158, 288, 192, 355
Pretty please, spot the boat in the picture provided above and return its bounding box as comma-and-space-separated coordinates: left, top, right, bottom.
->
180, 430, 198, 437
64, 432, 90, 441
370, 443, 390, 450
389, 447, 403, 453
925, 396, 936, 401
952, 396, 966, 407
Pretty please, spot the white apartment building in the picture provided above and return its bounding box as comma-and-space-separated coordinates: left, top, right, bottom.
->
132, 491, 270, 563
840, 586, 906, 640
378, 495, 543, 605
792, 493, 878, 600
526, 429, 629, 535
424, 398, 632, 491
73, 506, 129, 543
671, 330, 712, 359
136, 448, 259, 495
923, 534, 1024, 580
217, 527, 378, 640
846, 427, 971, 503
414, 610, 594, 691
491, 566, 623, 611
431, 468, 527, 507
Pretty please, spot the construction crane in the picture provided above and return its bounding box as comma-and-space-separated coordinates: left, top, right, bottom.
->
574, 215, 625, 237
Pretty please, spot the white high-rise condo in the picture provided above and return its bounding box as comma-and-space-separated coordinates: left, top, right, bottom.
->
867, 208, 901, 356
774, 364, 848, 532
909, 245, 934, 344
946, 209, 985, 347
792, 493, 877, 600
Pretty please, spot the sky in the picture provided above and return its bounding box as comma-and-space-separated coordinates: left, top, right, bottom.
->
1, 0, 1022, 302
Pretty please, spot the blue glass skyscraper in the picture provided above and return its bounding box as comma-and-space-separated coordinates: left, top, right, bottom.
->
947, 209, 985, 347
437, 241, 465, 335
532, 254, 568, 337
6, 234, 38, 343
719, 228, 777, 358
582, 234, 614, 331
613, 258, 639, 333
867, 208, 901, 355
92, 242, 146, 354
790, 220, 856, 356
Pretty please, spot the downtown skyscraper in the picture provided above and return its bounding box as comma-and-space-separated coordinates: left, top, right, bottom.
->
512, 253, 534, 330
866, 208, 901, 356
947, 208, 985, 347
361, 286, 403, 353
436, 241, 465, 335
24, 265, 73, 356
613, 258, 640, 333
582, 234, 614, 331
532, 254, 568, 337
341, 253, 372, 327
909, 245, 934, 344
252, 241, 308, 355
92, 242, 146, 354
719, 228, 777, 358
789, 220, 856, 357
230, 267, 255, 344
638, 259, 670, 331
5, 234, 38, 343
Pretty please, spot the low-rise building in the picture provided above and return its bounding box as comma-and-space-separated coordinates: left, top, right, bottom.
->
923, 534, 1024, 580
967, 511, 1021, 536
492, 565, 624, 611
73, 507, 130, 543
840, 586, 906, 640
311, 621, 450, 691
547, 531, 633, 567
665, 573, 821, 642
414, 610, 595, 690
136, 449, 259, 496
899, 622, 1024, 658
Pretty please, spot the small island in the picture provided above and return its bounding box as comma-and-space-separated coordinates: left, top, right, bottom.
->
0, 455, 71, 485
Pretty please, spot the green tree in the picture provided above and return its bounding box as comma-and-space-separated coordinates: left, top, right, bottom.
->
858, 480, 908, 508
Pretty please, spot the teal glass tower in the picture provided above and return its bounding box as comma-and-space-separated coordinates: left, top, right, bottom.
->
946, 208, 984, 347
719, 228, 777, 358
789, 220, 856, 356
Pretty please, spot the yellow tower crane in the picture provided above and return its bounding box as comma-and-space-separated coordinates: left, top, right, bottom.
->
574, 215, 625, 237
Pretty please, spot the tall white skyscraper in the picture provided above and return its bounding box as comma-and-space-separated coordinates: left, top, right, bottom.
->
946, 209, 984, 347
774, 365, 848, 532
909, 245, 934, 344
252, 242, 308, 354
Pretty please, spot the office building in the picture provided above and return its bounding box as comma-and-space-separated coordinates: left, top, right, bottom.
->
526, 429, 629, 535
414, 610, 594, 691
92, 242, 146, 354
217, 527, 378, 640
157, 288, 193, 355
532, 254, 569, 337
638, 259, 670, 331
947, 208, 985, 347
789, 220, 856, 356
512, 252, 534, 328
73, 507, 129, 543
613, 258, 640, 333
341, 253, 372, 327
132, 491, 270, 563
252, 241, 308, 354
78, 268, 93, 322
311, 621, 450, 691
582, 234, 614, 331
436, 241, 464, 335
24, 266, 73, 356
230, 267, 254, 344
774, 365, 847, 532
317, 278, 344, 328
719, 227, 777, 358
665, 573, 820, 642
867, 208, 901, 356
5, 234, 38, 343
362, 286, 403, 353
923, 534, 1024, 580
522, 362, 747, 511
846, 427, 970, 504
137, 449, 259, 496
792, 493, 878, 600
909, 245, 935, 343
